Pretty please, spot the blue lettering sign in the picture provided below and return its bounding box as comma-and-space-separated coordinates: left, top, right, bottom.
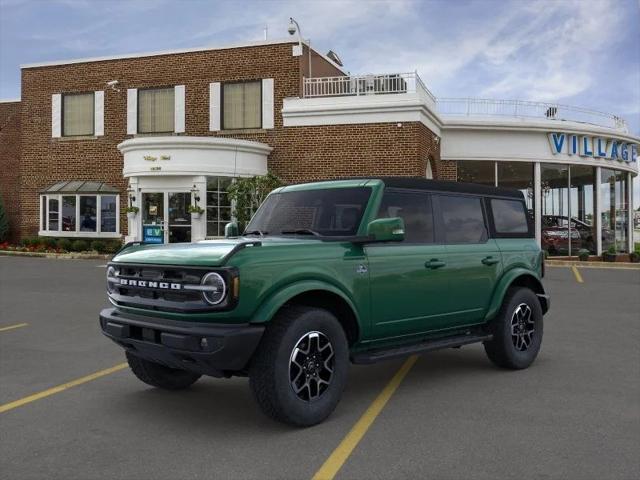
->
143, 225, 164, 244
620, 143, 628, 162
549, 133, 565, 154
569, 135, 578, 155
610, 141, 619, 160
580, 136, 593, 156
595, 138, 607, 157
631, 144, 638, 162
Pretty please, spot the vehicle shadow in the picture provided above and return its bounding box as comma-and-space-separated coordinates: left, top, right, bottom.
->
108, 344, 517, 436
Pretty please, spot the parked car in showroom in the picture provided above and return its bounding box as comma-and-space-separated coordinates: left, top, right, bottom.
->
100, 178, 549, 426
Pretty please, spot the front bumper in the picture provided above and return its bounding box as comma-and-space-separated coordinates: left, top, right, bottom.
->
99, 308, 264, 377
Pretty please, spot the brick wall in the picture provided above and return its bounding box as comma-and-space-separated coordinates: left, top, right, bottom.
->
0, 101, 21, 242
16, 41, 442, 240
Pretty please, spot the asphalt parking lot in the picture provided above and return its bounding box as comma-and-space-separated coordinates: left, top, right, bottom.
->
1, 256, 639, 480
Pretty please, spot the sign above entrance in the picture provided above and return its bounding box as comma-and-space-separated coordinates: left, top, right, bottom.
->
548, 132, 638, 163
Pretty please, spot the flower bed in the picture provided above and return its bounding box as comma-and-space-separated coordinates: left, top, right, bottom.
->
0, 237, 122, 255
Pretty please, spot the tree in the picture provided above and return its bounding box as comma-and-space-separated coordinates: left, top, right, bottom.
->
226, 173, 283, 229
0, 195, 9, 242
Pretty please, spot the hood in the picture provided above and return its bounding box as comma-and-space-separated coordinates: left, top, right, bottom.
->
112, 237, 320, 267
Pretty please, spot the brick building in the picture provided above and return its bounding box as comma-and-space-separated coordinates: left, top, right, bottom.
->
1, 37, 637, 254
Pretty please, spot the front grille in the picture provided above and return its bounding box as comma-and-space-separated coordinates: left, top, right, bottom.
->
107, 263, 233, 313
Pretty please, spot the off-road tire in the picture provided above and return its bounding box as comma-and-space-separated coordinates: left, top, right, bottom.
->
484, 287, 543, 369
249, 306, 349, 427
126, 351, 201, 390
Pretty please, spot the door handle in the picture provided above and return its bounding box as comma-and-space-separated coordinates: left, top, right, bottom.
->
482, 256, 500, 266
425, 259, 446, 269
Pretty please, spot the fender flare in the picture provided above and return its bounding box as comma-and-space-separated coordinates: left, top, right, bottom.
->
250, 279, 361, 326
484, 268, 547, 321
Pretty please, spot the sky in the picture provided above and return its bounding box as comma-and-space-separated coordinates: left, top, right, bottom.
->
1, 0, 639, 205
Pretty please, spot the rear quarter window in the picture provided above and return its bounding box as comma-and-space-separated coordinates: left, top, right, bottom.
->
490, 198, 531, 237
437, 195, 488, 244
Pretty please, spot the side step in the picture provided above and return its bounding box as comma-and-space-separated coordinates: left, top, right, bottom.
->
351, 332, 492, 365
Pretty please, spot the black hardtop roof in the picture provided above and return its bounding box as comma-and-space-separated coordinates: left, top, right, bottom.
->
358, 177, 524, 199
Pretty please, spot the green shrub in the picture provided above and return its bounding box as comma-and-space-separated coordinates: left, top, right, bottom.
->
57, 238, 73, 252
0, 195, 9, 242
577, 249, 590, 261
90, 240, 106, 253
20, 237, 37, 247
71, 239, 89, 252
40, 237, 57, 249
104, 240, 122, 254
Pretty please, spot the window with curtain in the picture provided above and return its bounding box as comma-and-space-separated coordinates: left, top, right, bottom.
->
223, 81, 261, 129
138, 87, 175, 133
63, 92, 94, 136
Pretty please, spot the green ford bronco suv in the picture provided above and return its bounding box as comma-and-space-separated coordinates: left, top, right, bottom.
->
100, 177, 549, 426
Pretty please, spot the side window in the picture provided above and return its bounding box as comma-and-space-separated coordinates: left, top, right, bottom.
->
438, 195, 487, 244
491, 199, 529, 235
376, 190, 434, 243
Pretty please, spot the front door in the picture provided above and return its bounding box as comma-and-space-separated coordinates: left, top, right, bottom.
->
366, 189, 450, 341
141, 192, 191, 243
167, 192, 191, 243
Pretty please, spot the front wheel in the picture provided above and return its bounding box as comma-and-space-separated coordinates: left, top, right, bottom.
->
484, 287, 543, 369
249, 306, 349, 427
126, 352, 201, 390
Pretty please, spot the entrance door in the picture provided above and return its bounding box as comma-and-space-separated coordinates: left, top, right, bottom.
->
141, 192, 191, 244
142, 192, 165, 243
167, 192, 191, 243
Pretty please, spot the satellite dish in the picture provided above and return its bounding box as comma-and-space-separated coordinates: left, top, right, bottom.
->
326, 50, 343, 67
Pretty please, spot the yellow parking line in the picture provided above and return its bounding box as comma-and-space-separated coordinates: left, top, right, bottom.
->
0, 363, 127, 414
312, 355, 418, 480
571, 265, 584, 283
0, 323, 28, 333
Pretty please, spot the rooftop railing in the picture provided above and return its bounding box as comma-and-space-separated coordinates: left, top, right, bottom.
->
435, 98, 628, 132
301, 74, 628, 132
303, 72, 436, 102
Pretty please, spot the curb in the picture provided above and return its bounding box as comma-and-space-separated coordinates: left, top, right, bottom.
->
546, 260, 640, 270
0, 250, 112, 260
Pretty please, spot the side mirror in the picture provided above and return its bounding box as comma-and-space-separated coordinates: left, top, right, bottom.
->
224, 222, 239, 238
366, 217, 405, 242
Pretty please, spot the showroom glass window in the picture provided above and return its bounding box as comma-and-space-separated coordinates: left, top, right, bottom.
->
601, 169, 628, 253
40, 194, 119, 236
62, 92, 94, 136
569, 165, 596, 254
138, 87, 174, 133
206, 177, 234, 237
223, 81, 261, 129
541, 164, 570, 256
457, 160, 495, 186
497, 162, 534, 213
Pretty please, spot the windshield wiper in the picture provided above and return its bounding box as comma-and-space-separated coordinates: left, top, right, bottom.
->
280, 228, 321, 237
243, 230, 268, 237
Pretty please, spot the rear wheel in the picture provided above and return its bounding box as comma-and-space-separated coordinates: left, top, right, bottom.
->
249, 306, 349, 427
484, 287, 543, 369
126, 352, 201, 390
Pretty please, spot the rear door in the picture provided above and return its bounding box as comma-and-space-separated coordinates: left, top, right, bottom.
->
434, 194, 502, 327
366, 189, 449, 341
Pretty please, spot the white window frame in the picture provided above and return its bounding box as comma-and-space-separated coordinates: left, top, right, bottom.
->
39, 193, 121, 238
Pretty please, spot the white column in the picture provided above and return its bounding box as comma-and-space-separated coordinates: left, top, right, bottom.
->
125, 178, 140, 243
595, 167, 602, 256
628, 172, 633, 253
534, 162, 541, 248
191, 175, 207, 242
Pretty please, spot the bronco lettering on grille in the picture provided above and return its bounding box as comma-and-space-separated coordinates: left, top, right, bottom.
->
119, 278, 182, 290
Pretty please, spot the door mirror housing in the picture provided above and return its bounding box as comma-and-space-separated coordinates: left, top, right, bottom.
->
224, 222, 239, 238
366, 217, 405, 242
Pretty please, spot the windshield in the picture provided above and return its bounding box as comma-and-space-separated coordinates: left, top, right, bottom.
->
245, 187, 372, 237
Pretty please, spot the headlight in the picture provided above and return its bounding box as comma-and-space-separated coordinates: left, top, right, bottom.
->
106, 266, 118, 294
200, 272, 226, 305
